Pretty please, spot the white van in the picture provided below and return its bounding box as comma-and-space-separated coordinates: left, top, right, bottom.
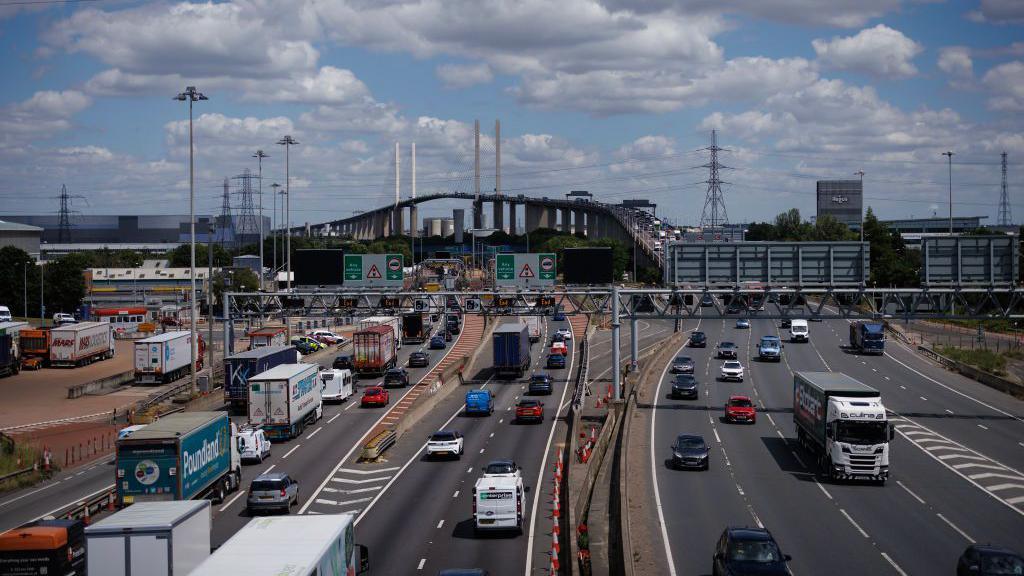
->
473, 475, 525, 534
0, 306, 11, 322
319, 368, 354, 402
789, 319, 809, 342
237, 426, 271, 463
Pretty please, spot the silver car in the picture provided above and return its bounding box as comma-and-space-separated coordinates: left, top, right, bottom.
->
246, 472, 299, 514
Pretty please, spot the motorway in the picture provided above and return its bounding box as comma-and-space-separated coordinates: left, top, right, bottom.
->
648, 312, 1024, 575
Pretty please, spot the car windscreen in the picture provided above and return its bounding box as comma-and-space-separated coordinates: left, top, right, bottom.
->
730, 399, 754, 407
674, 357, 692, 363
431, 432, 456, 442
674, 375, 696, 384
727, 540, 781, 563
720, 342, 735, 348
531, 376, 549, 383
519, 401, 540, 407
675, 437, 705, 450
724, 362, 741, 368
486, 463, 515, 474
250, 480, 284, 491
980, 553, 1024, 574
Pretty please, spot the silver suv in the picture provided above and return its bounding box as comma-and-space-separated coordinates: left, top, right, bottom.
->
246, 472, 299, 515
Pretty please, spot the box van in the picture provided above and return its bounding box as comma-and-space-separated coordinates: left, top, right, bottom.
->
789, 319, 809, 342
319, 368, 354, 402
465, 389, 494, 416
0, 306, 11, 322
473, 475, 525, 534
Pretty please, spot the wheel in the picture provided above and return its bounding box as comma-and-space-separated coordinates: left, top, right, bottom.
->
214, 481, 226, 504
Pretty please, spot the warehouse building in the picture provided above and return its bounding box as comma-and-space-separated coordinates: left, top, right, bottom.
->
0, 220, 43, 257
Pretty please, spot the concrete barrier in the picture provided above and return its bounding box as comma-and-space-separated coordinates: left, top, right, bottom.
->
66, 370, 134, 399
918, 344, 1024, 400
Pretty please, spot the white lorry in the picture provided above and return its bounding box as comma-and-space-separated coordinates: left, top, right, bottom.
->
190, 515, 369, 576
789, 318, 809, 342
49, 322, 114, 367
133, 331, 194, 384
524, 316, 542, 343
248, 363, 323, 441
359, 315, 402, 348
85, 500, 211, 576
319, 368, 354, 402
473, 475, 525, 534
793, 371, 893, 483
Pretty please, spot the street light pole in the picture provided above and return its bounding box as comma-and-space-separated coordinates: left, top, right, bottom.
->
277, 136, 299, 290
253, 150, 269, 280
942, 151, 955, 234
23, 262, 28, 319
854, 170, 865, 242
174, 85, 207, 388
271, 182, 281, 282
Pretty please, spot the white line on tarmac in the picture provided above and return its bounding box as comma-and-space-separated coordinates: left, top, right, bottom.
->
282, 444, 301, 459
218, 490, 246, 512
328, 413, 341, 423
937, 513, 974, 542
840, 509, 869, 538
896, 480, 926, 505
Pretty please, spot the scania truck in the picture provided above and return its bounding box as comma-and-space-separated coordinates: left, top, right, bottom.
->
849, 321, 886, 355
793, 371, 893, 483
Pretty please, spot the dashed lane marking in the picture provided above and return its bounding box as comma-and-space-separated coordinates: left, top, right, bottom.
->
840, 508, 869, 538
896, 480, 926, 505
881, 553, 909, 576
281, 444, 301, 459
937, 513, 974, 542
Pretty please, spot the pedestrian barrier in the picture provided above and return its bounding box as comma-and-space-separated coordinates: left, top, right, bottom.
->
360, 429, 397, 461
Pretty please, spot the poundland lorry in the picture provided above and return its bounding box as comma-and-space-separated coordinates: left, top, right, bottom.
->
247, 363, 323, 441
793, 371, 893, 483
223, 345, 299, 414
493, 322, 531, 378
115, 411, 242, 507
849, 321, 886, 355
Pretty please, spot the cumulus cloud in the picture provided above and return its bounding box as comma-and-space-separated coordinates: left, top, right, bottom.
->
982, 61, 1024, 111
598, 0, 905, 28
967, 0, 1024, 24
255, 67, 372, 105
812, 25, 923, 78
938, 47, 974, 79
0, 90, 91, 139
436, 63, 494, 89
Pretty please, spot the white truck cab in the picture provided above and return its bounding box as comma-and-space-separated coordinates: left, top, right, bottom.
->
319, 368, 354, 402
789, 319, 809, 342
473, 475, 525, 534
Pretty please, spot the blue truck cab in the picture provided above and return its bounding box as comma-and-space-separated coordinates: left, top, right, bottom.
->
850, 321, 885, 355
465, 389, 494, 415
757, 336, 782, 362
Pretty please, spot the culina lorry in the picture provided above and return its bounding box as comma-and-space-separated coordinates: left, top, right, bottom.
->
49, 321, 114, 367
133, 330, 200, 384
115, 412, 242, 507
223, 345, 299, 414
849, 321, 886, 355
247, 363, 323, 441
493, 322, 532, 378
793, 371, 893, 483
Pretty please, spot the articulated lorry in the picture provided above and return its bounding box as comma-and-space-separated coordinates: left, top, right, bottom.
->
493, 322, 531, 378
133, 331, 202, 384
353, 325, 398, 375
18, 327, 50, 370
0, 519, 85, 576
402, 311, 427, 344
248, 363, 323, 441
359, 315, 402, 347
223, 345, 299, 414
115, 411, 242, 507
85, 500, 211, 576
849, 321, 886, 355
50, 322, 114, 367
793, 371, 893, 483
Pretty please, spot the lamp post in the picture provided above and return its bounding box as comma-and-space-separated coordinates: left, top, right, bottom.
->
854, 170, 865, 242
23, 262, 28, 319
253, 150, 269, 280
942, 151, 955, 234
271, 182, 281, 282
174, 85, 207, 388
277, 136, 299, 290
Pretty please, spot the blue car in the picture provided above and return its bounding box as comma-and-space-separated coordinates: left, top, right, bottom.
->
546, 354, 566, 369
429, 335, 447, 349
553, 310, 566, 321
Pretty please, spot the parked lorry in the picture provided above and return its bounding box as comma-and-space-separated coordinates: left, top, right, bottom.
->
793, 371, 893, 483
0, 321, 28, 377
248, 325, 289, 349
85, 500, 211, 576
524, 316, 542, 343
50, 321, 114, 367
223, 345, 299, 414
133, 331, 200, 384
19, 327, 50, 370
465, 389, 495, 415
190, 515, 369, 576
0, 518, 86, 576
402, 312, 427, 344
473, 475, 525, 533
248, 363, 323, 441
757, 335, 782, 362
849, 321, 886, 355
493, 322, 531, 378
353, 325, 398, 375
359, 315, 402, 347
116, 411, 241, 506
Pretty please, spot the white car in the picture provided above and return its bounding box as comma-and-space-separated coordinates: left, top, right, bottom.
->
426, 430, 464, 458
310, 330, 344, 346
481, 459, 522, 479
555, 328, 572, 341
720, 360, 745, 382
237, 426, 272, 463
52, 313, 76, 325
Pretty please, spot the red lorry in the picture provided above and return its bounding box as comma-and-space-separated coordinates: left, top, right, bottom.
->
353, 325, 397, 375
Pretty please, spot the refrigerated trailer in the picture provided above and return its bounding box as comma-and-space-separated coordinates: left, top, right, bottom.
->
223, 345, 299, 414
50, 322, 114, 367
133, 331, 198, 384
493, 322, 531, 378
85, 500, 211, 576
247, 363, 323, 441
353, 325, 397, 375
359, 315, 402, 347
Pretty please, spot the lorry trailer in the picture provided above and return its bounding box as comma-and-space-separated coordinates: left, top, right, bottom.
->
247, 325, 289, 349
849, 321, 886, 355
353, 325, 398, 375
524, 316, 542, 343
402, 312, 427, 344
115, 411, 242, 506
133, 330, 198, 384
85, 500, 211, 576
793, 371, 893, 482
223, 345, 299, 414
49, 322, 114, 367
0, 519, 86, 576
359, 316, 402, 347
493, 322, 531, 378
248, 363, 323, 440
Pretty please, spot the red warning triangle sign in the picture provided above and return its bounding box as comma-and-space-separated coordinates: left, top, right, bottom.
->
367, 264, 382, 279
519, 263, 535, 278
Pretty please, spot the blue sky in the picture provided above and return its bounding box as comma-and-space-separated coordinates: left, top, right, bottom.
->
1, 0, 1022, 228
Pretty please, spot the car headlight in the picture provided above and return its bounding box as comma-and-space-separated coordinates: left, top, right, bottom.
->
697, 453, 708, 459
673, 451, 682, 458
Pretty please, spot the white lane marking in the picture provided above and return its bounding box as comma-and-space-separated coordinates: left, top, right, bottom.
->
305, 427, 323, 440
218, 490, 246, 512
344, 402, 356, 411
713, 428, 722, 443
499, 418, 504, 424
896, 480, 926, 505
467, 467, 473, 474
325, 486, 382, 495
417, 559, 426, 570
314, 496, 374, 507
338, 467, 400, 475
881, 552, 909, 576
330, 477, 389, 485
281, 444, 302, 459
0, 478, 65, 509
840, 508, 869, 538
437, 519, 444, 529
937, 513, 974, 542
479, 448, 485, 454
263, 464, 276, 474
453, 490, 460, 498
765, 414, 776, 427
977, 424, 989, 430
945, 409, 954, 415
328, 413, 341, 423
954, 463, 1010, 472
489, 432, 495, 438
6, 483, 115, 535
790, 451, 807, 469
814, 480, 833, 501
920, 396, 928, 401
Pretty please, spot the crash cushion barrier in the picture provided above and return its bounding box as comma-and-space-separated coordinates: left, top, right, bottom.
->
361, 429, 397, 460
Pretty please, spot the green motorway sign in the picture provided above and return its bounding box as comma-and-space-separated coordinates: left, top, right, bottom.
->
495, 253, 556, 287
343, 254, 404, 286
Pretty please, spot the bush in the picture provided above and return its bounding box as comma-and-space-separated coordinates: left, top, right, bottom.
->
937, 346, 1007, 375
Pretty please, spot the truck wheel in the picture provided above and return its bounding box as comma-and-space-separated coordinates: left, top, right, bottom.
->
214, 481, 227, 504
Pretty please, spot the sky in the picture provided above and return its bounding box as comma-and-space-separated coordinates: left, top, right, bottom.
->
1, 0, 1022, 229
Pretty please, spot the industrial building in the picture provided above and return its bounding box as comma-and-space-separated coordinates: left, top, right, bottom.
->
0, 214, 269, 248
816, 180, 863, 230
0, 220, 43, 257
422, 217, 455, 237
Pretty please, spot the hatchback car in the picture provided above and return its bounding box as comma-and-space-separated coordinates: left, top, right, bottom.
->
408, 351, 430, 368
725, 396, 757, 424
735, 319, 750, 329
430, 335, 447, 349
957, 544, 1024, 576
246, 473, 298, 515
546, 353, 566, 369
555, 328, 572, 341
700, 294, 715, 307
671, 434, 710, 470
528, 374, 553, 395
384, 367, 410, 387
332, 354, 353, 370
720, 361, 745, 382
671, 355, 695, 374
426, 430, 464, 458
713, 527, 792, 576
690, 331, 707, 347
482, 459, 522, 478
671, 375, 699, 399
515, 400, 544, 423
361, 386, 389, 407
716, 342, 738, 359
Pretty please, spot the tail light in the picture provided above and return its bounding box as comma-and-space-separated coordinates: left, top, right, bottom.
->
280, 489, 287, 497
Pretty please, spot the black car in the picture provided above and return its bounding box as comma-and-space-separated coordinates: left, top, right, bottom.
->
716, 342, 738, 359
383, 367, 410, 387
713, 527, 791, 576
670, 355, 695, 374
671, 434, 709, 470
408, 351, 430, 368
332, 355, 353, 370
957, 544, 1024, 576
780, 318, 791, 328
528, 374, 553, 395
671, 375, 698, 399
700, 294, 714, 307
551, 332, 565, 344
690, 331, 707, 347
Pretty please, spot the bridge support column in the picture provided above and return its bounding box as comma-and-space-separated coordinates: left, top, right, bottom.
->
560, 208, 572, 234
526, 204, 542, 233
473, 200, 483, 229
545, 207, 558, 230
508, 201, 517, 235
493, 199, 505, 233
574, 209, 585, 236
410, 205, 419, 238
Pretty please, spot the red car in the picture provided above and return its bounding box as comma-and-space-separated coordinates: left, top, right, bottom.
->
361, 386, 389, 407
725, 395, 756, 424
515, 400, 544, 423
